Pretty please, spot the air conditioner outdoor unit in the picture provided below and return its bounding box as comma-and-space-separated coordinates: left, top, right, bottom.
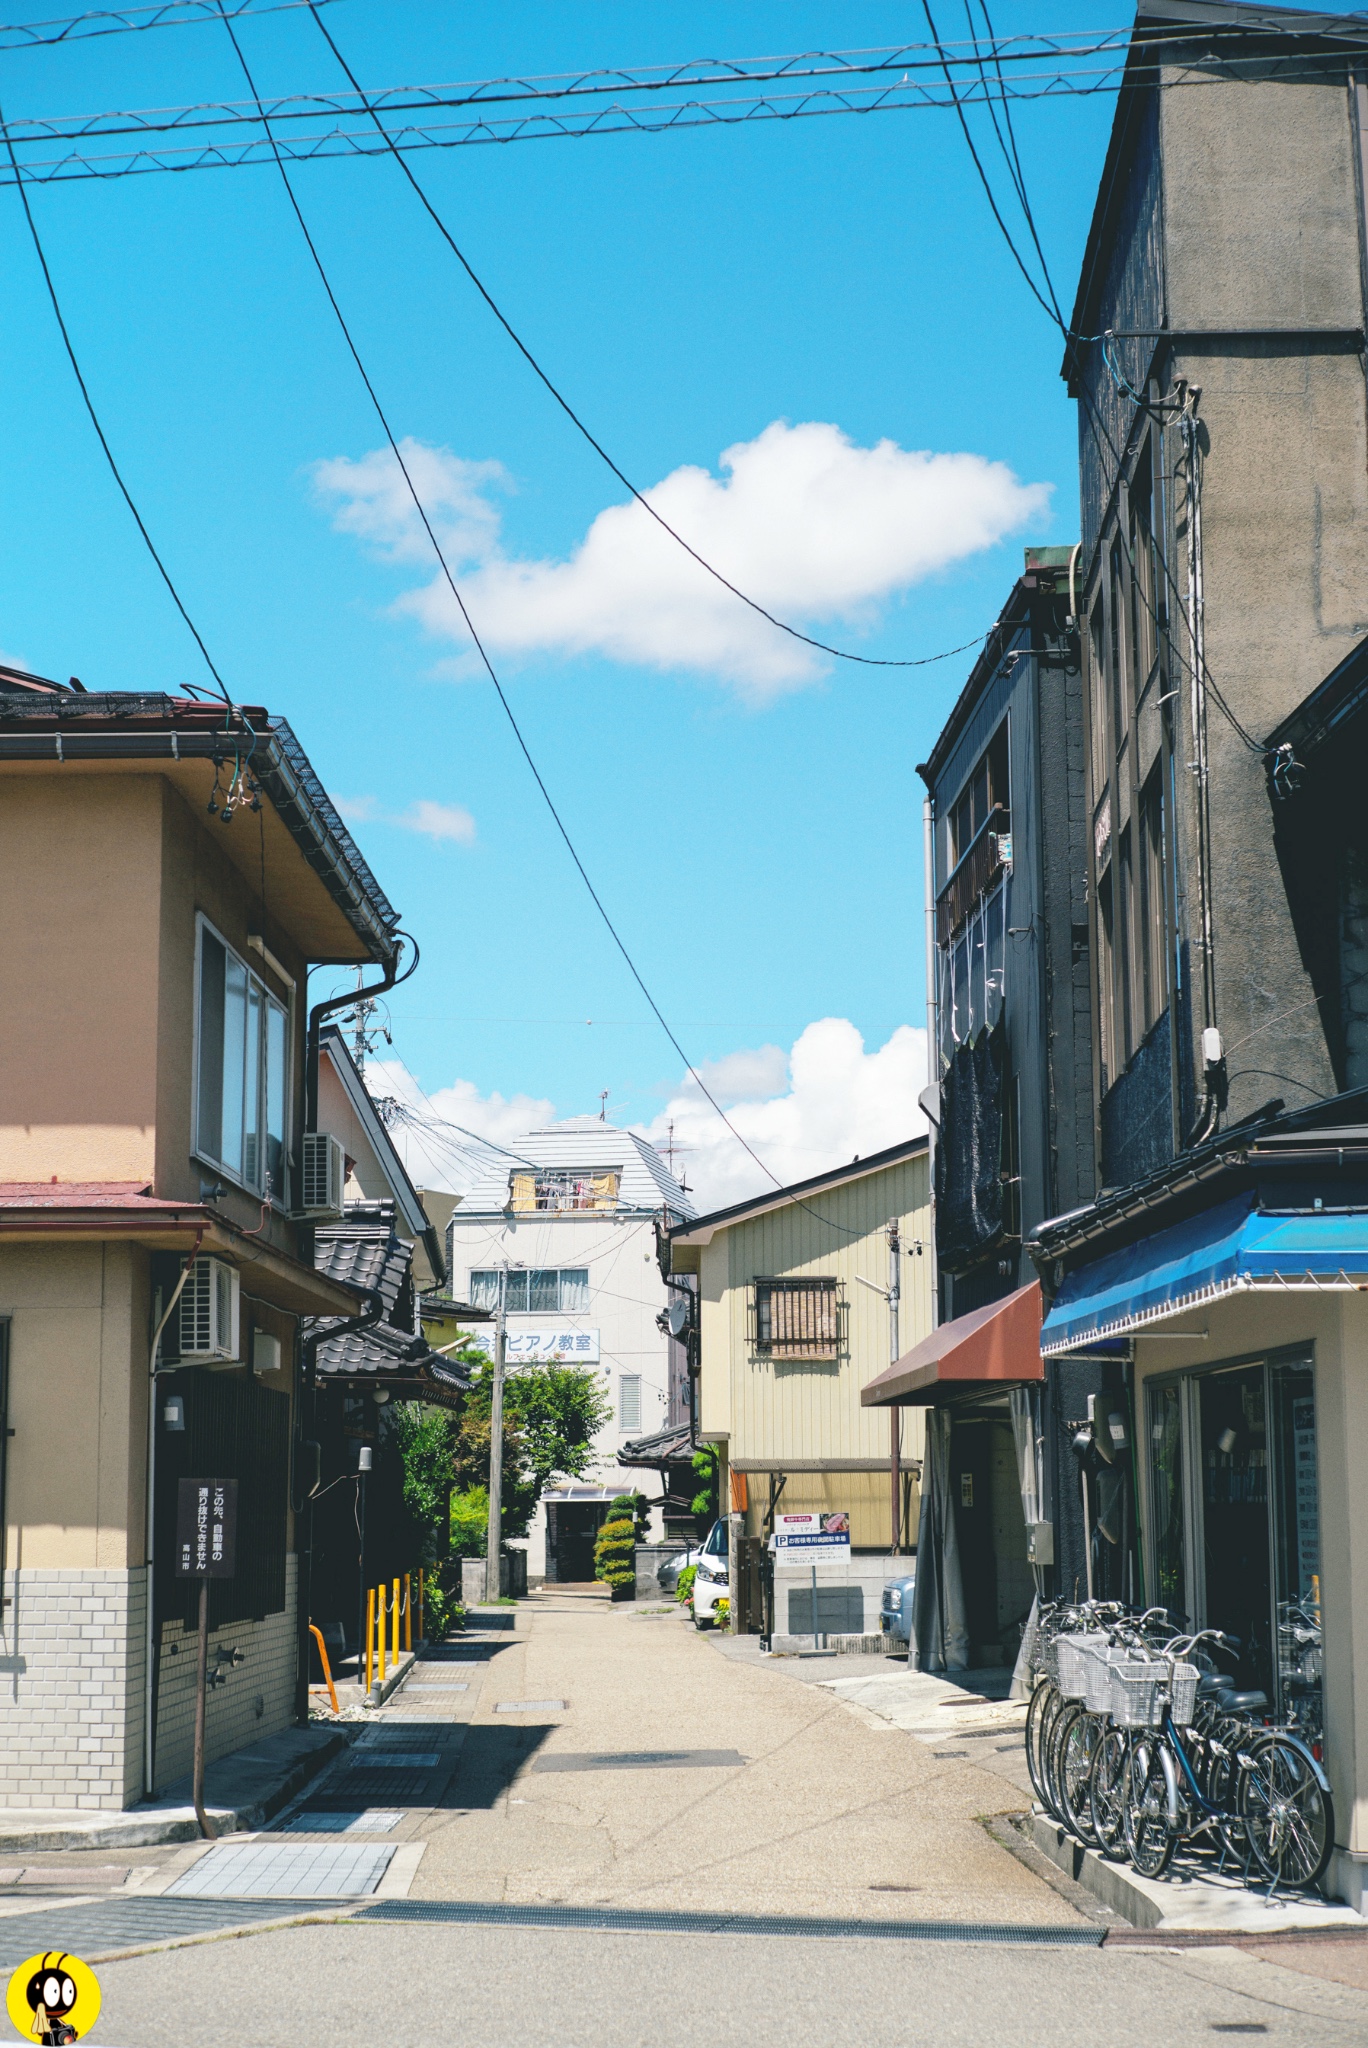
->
177, 1255, 240, 1364
299, 1130, 346, 1219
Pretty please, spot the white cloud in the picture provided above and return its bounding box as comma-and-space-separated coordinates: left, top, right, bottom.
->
337, 794, 476, 846
313, 420, 1051, 700
640, 1018, 927, 1212
367, 1017, 925, 1212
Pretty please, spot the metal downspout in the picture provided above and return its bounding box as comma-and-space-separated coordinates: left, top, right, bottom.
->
144, 1229, 203, 1799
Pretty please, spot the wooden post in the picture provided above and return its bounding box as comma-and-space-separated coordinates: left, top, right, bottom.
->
192, 1578, 216, 1840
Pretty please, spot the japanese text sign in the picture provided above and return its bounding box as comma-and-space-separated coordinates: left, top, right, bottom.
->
175, 1477, 239, 1580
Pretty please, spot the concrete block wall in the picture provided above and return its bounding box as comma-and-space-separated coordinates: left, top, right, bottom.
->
151, 1557, 297, 1792
0, 1568, 146, 1811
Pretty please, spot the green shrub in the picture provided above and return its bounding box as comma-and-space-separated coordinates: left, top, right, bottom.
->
421, 1562, 465, 1641
607, 1492, 650, 1541
594, 1513, 637, 1589
675, 1565, 697, 1606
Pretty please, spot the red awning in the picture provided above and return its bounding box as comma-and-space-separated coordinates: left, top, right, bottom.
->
860, 1281, 1043, 1407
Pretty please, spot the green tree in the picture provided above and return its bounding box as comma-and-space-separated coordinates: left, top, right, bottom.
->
690, 1443, 720, 1524
453, 1358, 612, 1542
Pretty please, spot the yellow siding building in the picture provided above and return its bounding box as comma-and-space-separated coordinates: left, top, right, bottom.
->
668, 1140, 931, 1574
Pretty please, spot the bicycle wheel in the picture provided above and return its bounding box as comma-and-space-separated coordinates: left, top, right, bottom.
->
1052, 1706, 1103, 1847
1239, 1732, 1334, 1890
1122, 1736, 1175, 1879
1044, 1700, 1082, 1826
1026, 1682, 1062, 1816
1089, 1725, 1131, 1859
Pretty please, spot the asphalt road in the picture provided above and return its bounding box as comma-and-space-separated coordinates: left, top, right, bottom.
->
86, 1918, 1368, 2046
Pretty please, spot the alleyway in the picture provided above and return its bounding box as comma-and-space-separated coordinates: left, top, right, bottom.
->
3, 1593, 1367, 2045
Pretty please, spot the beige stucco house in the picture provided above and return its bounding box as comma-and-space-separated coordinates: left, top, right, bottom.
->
666, 1138, 931, 1638
0, 669, 403, 1811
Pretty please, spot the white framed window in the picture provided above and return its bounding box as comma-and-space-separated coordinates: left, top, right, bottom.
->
468, 1268, 589, 1313
619, 1374, 642, 1432
194, 915, 290, 1200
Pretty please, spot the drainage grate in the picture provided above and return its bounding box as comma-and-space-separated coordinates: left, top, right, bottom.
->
167, 1842, 395, 1899
494, 1700, 565, 1713
334, 1772, 438, 1801
358, 1900, 1104, 1945
279, 1810, 404, 1835
0, 1897, 337, 1967
533, 1750, 746, 1774
345, 1751, 442, 1769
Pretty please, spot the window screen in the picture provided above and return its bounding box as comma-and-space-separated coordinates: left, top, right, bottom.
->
469, 1268, 590, 1313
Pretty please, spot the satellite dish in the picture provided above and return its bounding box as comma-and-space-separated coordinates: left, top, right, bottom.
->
667, 1295, 690, 1337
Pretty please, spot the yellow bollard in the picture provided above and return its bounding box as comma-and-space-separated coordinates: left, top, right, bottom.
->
378, 1583, 387, 1684
392, 1576, 400, 1664
403, 1573, 412, 1654
365, 1587, 375, 1693
418, 1568, 424, 1644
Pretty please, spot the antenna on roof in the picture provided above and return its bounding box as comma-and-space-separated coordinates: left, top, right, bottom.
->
599, 1089, 610, 1122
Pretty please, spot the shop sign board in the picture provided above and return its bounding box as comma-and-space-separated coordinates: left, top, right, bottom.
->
768, 1511, 850, 1555
465, 1328, 601, 1363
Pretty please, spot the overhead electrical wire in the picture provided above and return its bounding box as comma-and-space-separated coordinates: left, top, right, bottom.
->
0, 0, 339, 53
0, 105, 233, 709
219, 6, 872, 1237
302, 3, 988, 678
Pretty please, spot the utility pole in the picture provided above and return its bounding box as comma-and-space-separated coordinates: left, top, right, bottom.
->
888, 1218, 902, 1555
484, 1266, 507, 1603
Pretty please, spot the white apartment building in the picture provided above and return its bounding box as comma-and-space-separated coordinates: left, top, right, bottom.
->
446, 1118, 695, 1581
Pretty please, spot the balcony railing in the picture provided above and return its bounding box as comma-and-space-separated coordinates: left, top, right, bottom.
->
937, 803, 1010, 944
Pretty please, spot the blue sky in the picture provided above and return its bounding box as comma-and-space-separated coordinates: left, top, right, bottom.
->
0, 1, 1127, 1198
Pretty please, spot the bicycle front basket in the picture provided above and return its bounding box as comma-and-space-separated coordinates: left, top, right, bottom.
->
1109, 1656, 1167, 1728
1167, 1660, 1200, 1730
1056, 1633, 1109, 1702
1085, 1645, 1126, 1716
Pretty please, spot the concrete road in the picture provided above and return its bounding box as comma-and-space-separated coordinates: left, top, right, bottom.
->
404, 1588, 1060, 1922
89, 1918, 1368, 2046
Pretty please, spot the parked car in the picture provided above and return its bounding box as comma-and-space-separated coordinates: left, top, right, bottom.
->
881, 1573, 916, 1653
690, 1519, 730, 1627
657, 1546, 702, 1595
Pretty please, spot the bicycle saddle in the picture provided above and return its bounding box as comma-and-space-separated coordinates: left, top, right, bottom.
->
1213, 1688, 1268, 1713
1196, 1673, 1225, 1697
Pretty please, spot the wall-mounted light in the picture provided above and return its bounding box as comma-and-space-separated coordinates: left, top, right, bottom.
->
372, 1387, 390, 1406
162, 1394, 185, 1432
357, 1445, 373, 1472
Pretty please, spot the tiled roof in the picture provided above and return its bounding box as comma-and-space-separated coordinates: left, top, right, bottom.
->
313, 1219, 410, 1314
311, 1211, 471, 1395
0, 1182, 193, 1208
452, 1118, 695, 1218
618, 1422, 695, 1468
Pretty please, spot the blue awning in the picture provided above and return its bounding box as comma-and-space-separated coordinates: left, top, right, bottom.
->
1040, 1193, 1368, 1356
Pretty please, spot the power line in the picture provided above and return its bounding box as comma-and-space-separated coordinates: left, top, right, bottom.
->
221, 6, 872, 1238
0, 103, 233, 708
0, 0, 340, 53
303, 3, 991, 677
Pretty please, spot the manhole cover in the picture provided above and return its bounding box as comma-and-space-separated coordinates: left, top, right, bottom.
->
280, 1810, 403, 1835
494, 1700, 565, 1713
166, 1842, 395, 1899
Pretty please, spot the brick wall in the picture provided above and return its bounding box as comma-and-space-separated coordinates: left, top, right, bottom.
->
0, 1557, 300, 1809
151, 1557, 297, 1791
0, 1568, 146, 1810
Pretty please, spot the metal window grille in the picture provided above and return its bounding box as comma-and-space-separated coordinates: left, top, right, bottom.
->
754, 1278, 838, 1359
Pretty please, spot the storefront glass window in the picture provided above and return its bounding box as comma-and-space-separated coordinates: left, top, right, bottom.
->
1147, 1380, 1186, 1622
1270, 1359, 1322, 1737
1198, 1364, 1271, 1696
